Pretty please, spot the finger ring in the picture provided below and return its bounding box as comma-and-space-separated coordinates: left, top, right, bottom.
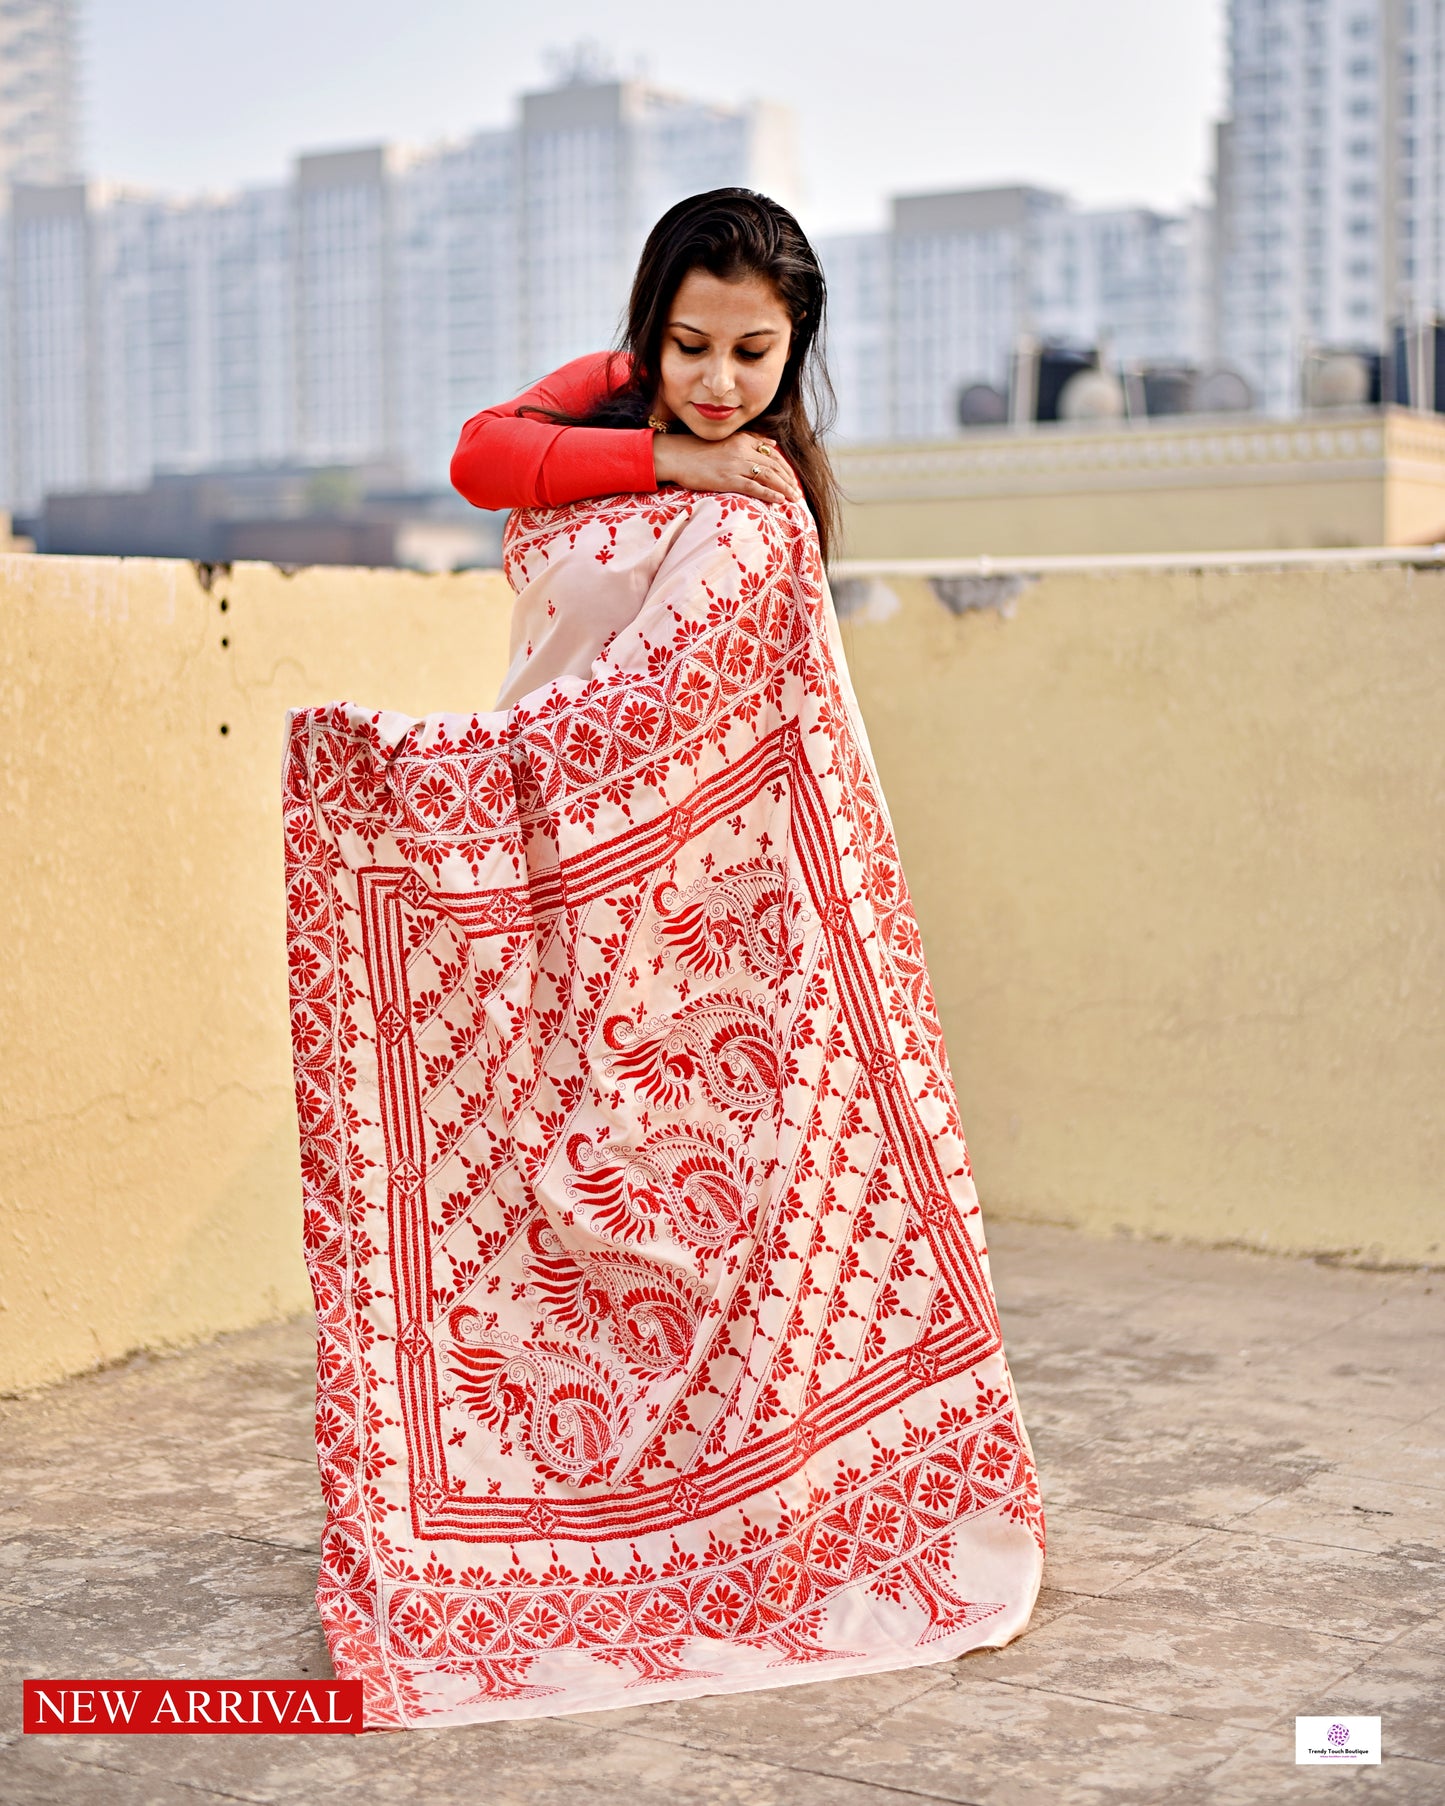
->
751, 463, 761, 477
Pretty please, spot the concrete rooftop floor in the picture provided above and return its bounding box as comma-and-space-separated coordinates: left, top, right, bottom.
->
2, 1219, 1442, 1806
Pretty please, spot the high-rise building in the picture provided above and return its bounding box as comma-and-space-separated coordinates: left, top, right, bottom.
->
8, 183, 90, 511
89, 185, 293, 491
1386, 0, 1445, 374
206, 186, 294, 470
818, 232, 891, 442
1, 74, 797, 512
1218, 0, 1445, 412
92, 192, 196, 492
394, 130, 518, 490
295, 147, 398, 466
1219, 0, 1386, 411
1034, 207, 1209, 366
822, 190, 1209, 442
517, 79, 798, 380
0, 0, 80, 187
890, 187, 1069, 439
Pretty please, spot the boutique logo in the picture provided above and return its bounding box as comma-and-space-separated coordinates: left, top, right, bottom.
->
1295, 1716, 1381, 1765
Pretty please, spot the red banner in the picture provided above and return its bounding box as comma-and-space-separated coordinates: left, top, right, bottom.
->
23, 1680, 362, 1734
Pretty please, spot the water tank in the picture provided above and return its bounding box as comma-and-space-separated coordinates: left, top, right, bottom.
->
1032, 343, 1096, 421
1141, 366, 1197, 416
1307, 353, 1372, 409
1057, 368, 1126, 422
1192, 365, 1256, 414
957, 382, 1008, 428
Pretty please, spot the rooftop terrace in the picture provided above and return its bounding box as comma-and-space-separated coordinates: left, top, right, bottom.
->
3, 1219, 1441, 1804
2, 539, 1441, 1799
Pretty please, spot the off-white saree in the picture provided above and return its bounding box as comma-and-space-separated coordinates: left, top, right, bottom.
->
283, 489, 1045, 1728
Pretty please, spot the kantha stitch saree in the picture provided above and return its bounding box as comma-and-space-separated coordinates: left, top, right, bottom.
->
283, 490, 1045, 1729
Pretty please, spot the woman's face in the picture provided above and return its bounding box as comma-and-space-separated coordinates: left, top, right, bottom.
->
655, 269, 794, 439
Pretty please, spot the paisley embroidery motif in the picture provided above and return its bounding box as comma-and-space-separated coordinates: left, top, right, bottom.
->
602, 991, 783, 1119
653, 858, 803, 983
522, 1218, 708, 1376
447, 1306, 634, 1487
565, 1125, 759, 1250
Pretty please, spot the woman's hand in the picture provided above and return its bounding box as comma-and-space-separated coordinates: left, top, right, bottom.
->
652, 431, 803, 505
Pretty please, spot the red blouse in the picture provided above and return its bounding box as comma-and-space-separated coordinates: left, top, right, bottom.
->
449, 351, 659, 512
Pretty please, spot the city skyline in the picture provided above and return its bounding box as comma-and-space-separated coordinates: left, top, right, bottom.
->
85, 0, 1226, 236
12, 2, 1445, 526
0, 58, 1217, 523
1, 77, 798, 513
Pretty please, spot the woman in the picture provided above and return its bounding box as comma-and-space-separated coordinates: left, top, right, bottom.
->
451, 188, 837, 709
283, 188, 1043, 1732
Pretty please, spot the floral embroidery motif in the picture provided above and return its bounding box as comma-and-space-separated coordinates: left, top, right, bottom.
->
602, 992, 784, 1120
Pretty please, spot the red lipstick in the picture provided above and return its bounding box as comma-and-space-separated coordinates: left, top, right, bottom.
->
693, 402, 738, 420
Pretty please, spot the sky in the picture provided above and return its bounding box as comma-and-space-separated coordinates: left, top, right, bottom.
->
87, 0, 1227, 236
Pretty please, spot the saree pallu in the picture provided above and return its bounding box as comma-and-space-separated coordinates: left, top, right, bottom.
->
284, 489, 1045, 1729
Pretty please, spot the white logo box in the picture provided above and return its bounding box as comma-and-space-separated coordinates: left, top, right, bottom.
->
1296, 1717, 1382, 1765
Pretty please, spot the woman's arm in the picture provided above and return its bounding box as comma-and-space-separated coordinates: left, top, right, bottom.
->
449, 352, 659, 511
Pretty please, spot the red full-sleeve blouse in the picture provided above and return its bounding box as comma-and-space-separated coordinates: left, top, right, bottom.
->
449, 351, 659, 512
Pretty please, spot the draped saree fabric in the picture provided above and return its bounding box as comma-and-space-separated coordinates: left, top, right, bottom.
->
283, 490, 1045, 1729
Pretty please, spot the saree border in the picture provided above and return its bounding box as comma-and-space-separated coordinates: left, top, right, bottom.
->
356, 723, 1003, 1545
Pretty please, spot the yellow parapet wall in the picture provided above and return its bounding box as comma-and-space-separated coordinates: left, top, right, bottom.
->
1, 549, 1440, 1392
0, 556, 516, 1393
837, 556, 1444, 1272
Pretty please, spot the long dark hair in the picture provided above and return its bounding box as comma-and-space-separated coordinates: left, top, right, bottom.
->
531, 187, 840, 563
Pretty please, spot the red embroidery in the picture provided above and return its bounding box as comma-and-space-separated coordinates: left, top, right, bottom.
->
565, 1125, 758, 1251
447, 1312, 635, 1487
653, 859, 801, 982
285, 488, 1043, 1728
522, 1218, 708, 1376
602, 992, 783, 1119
